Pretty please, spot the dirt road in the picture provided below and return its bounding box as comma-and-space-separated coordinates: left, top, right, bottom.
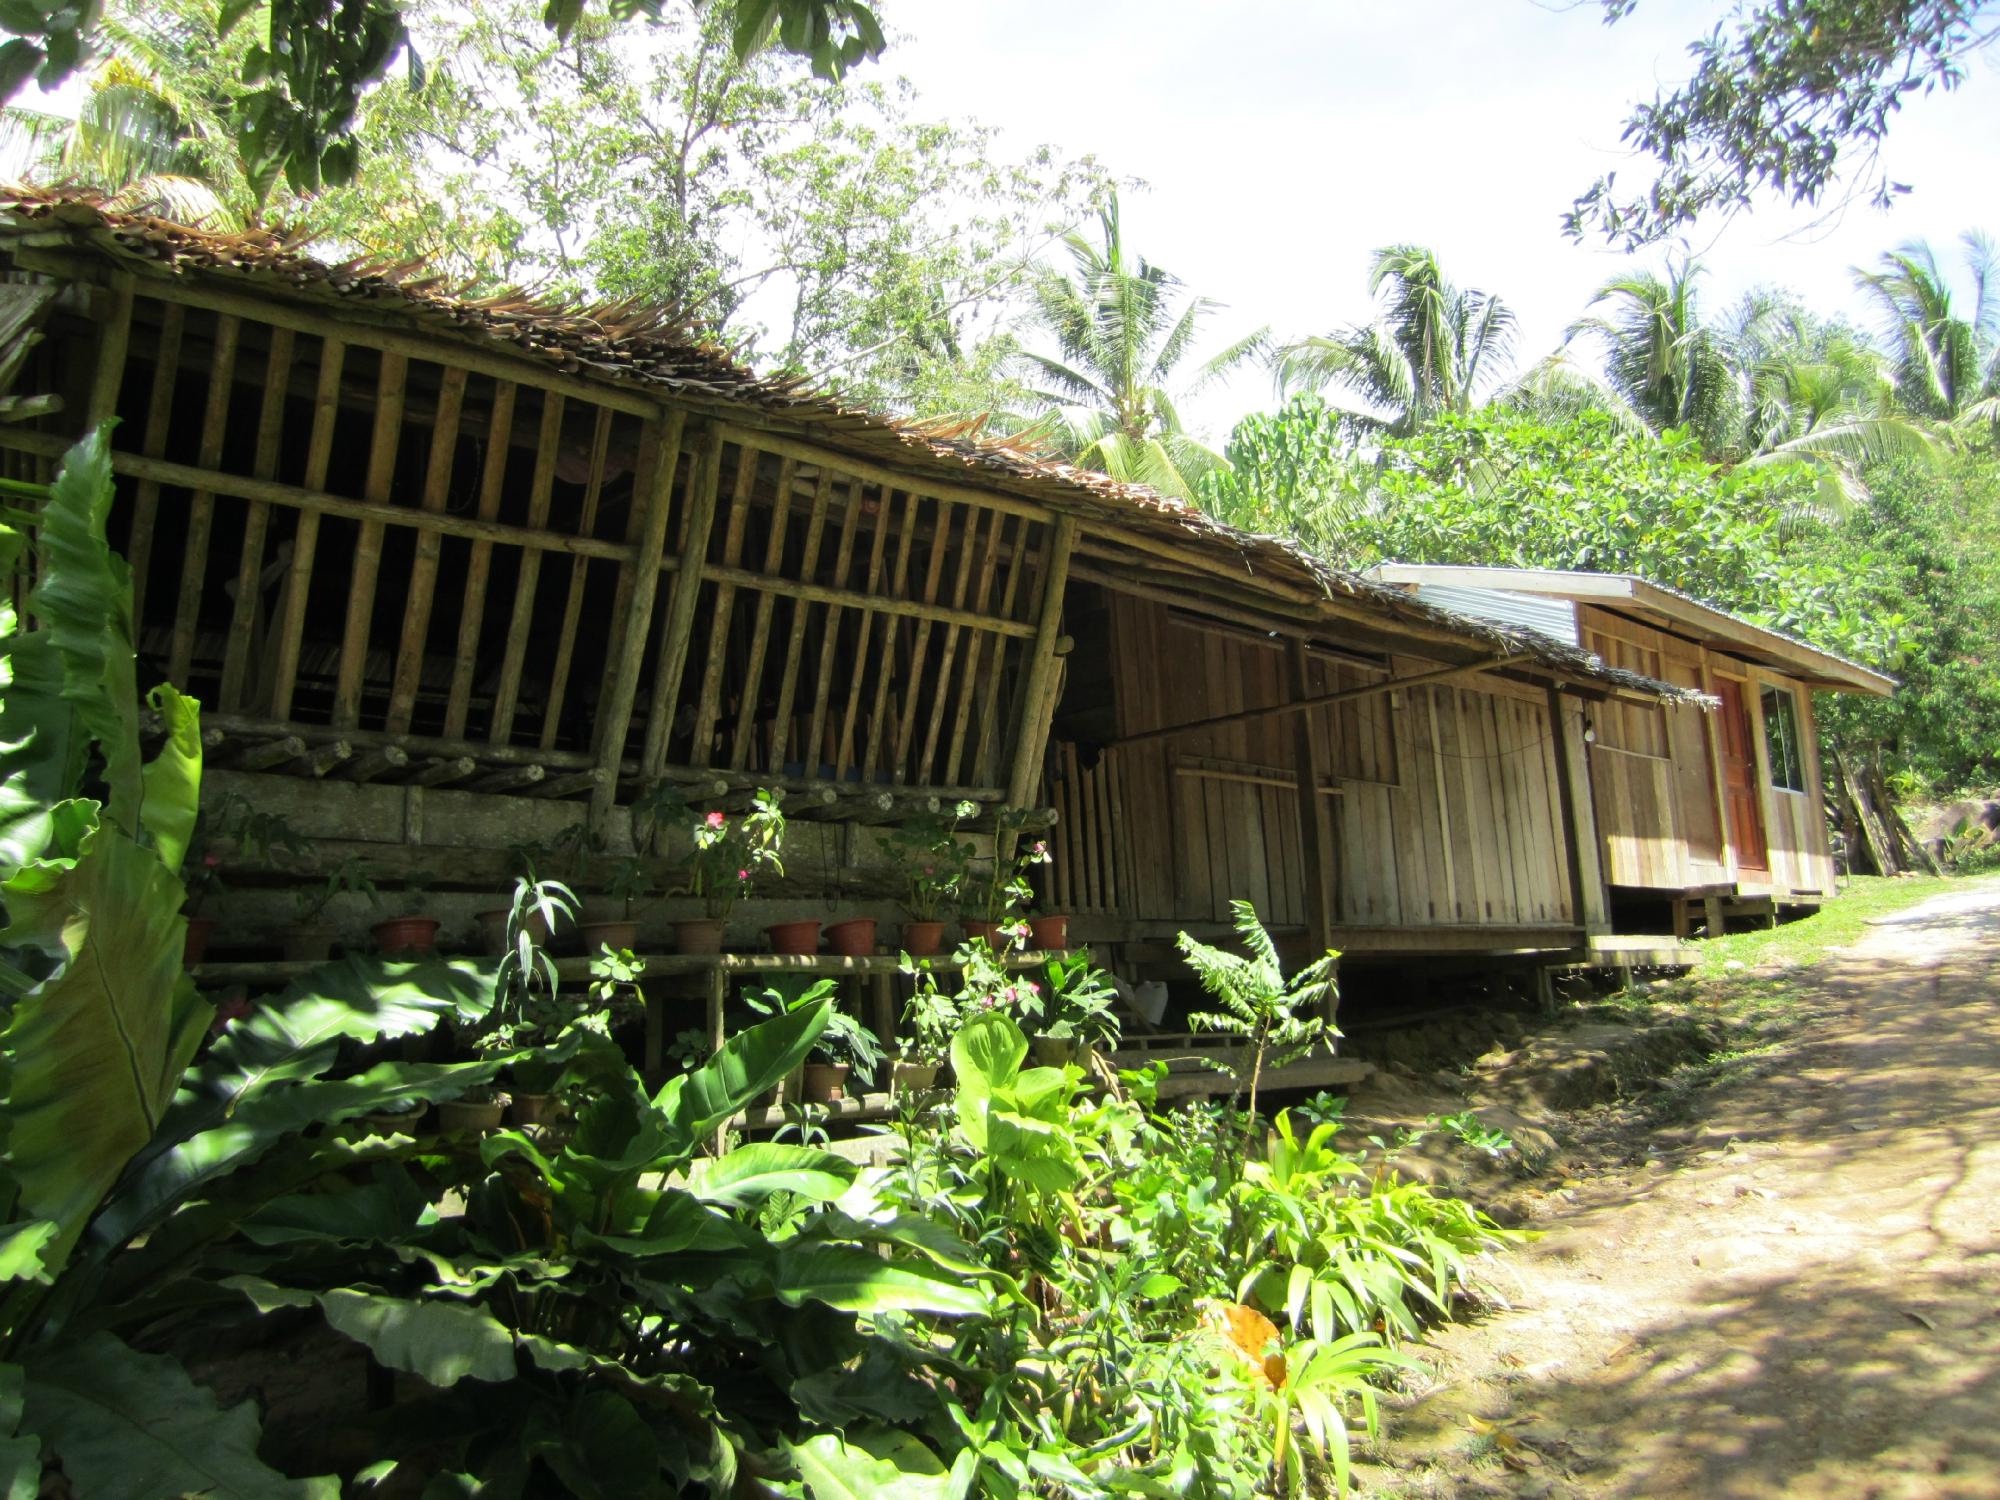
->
1382, 881, 2000, 1499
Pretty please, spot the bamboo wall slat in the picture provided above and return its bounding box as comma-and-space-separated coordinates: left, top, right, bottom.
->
219, 326, 292, 711
489, 392, 566, 745
167, 312, 239, 687
387, 365, 466, 734
443, 381, 518, 738
268, 337, 343, 720
537, 405, 615, 750
333, 349, 407, 728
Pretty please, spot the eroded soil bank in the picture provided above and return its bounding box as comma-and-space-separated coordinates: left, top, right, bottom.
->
1355, 880, 2000, 1499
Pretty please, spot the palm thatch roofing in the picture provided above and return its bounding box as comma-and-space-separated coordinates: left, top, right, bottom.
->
0, 184, 1700, 704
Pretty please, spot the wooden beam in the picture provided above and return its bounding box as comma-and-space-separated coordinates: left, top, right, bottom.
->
1288, 639, 1336, 961
1550, 688, 1611, 935
83, 272, 134, 429
1004, 514, 1076, 811
340, 744, 410, 782
642, 422, 725, 775
1109, 653, 1536, 749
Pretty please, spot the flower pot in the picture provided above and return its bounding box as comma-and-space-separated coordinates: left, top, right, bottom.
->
1029, 915, 1070, 952
439, 1098, 506, 1135
373, 915, 440, 956
509, 1092, 568, 1127
960, 919, 1002, 948
182, 915, 217, 967
900, 919, 946, 957
580, 919, 639, 954
1030, 1036, 1077, 1067
767, 919, 822, 957
476, 905, 552, 956
282, 922, 336, 963
892, 1059, 939, 1095
360, 1104, 428, 1135
800, 1061, 851, 1102
675, 917, 726, 954
824, 917, 877, 958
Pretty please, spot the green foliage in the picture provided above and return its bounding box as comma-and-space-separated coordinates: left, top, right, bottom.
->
1179, 901, 1339, 1131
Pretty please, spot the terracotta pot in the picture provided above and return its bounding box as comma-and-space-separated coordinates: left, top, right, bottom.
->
676, 917, 726, 954
476, 905, 552, 956
891, 1059, 939, 1095
580, 919, 639, 954
282, 922, 335, 963
800, 1061, 851, 1102
1029, 915, 1070, 951
182, 915, 217, 967
960, 919, 1003, 947
824, 917, 877, 958
767, 919, 822, 956
439, 1098, 506, 1134
509, 1092, 568, 1127
901, 919, 946, 957
373, 915, 440, 956
360, 1104, 428, 1135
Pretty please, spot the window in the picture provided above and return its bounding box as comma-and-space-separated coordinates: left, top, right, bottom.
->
1760, 685, 1806, 792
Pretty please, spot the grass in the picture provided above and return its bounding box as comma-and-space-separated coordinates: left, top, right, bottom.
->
1689, 874, 1966, 972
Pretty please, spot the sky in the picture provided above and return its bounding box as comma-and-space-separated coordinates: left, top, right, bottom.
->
887, 0, 2000, 439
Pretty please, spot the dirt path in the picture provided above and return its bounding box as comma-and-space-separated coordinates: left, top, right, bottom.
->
1380, 881, 2000, 1499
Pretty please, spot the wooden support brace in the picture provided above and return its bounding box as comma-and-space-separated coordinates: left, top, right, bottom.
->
232, 736, 307, 771
532, 768, 609, 800
341, 745, 410, 782
295, 740, 354, 778
410, 756, 478, 787
1004, 515, 1077, 813
472, 763, 547, 794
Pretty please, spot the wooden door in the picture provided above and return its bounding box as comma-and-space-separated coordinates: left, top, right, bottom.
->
1714, 677, 1768, 873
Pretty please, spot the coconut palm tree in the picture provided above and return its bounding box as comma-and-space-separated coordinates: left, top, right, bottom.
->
1566, 252, 1743, 455
1274, 244, 1515, 435
1016, 193, 1267, 500
1854, 234, 2000, 424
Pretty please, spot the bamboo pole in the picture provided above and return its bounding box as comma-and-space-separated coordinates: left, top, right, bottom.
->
942, 509, 1013, 783
1289, 639, 1337, 955
444, 381, 518, 738
833, 485, 893, 779
802, 477, 865, 779
538, 405, 615, 750
892, 497, 957, 778
858, 488, 920, 779
386, 366, 468, 734
968, 519, 1037, 786
489, 392, 566, 744
689, 440, 761, 765
590, 407, 687, 824
220, 326, 294, 711
639, 422, 724, 775
917, 503, 992, 784
765, 468, 834, 774
124, 301, 184, 625
333, 350, 408, 728
694, 559, 1034, 638
83, 272, 134, 429
268, 337, 344, 720
167, 312, 240, 686
715, 422, 1049, 523
727, 457, 800, 771
1005, 515, 1076, 811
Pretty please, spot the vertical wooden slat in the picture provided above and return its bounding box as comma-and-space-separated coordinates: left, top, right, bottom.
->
125, 302, 184, 626
765, 468, 834, 775
891, 497, 956, 779
690, 442, 761, 765
858, 489, 921, 778
385, 365, 468, 734
165, 313, 239, 686
639, 422, 723, 774
1004, 514, 1076, 812
219, 326, 294, 710
727, 458, 800, 770
942, 510, 1014, 784
1289, 639, 1336, 954
916, 504, 992, 784
84, 272, 134, 429
833, 486, 894, 779
968, 519, 1037, 786
538, 405, 615, 750
801, 477, 865, 777
490, 392, 565, 745
443, 381, 518, 738
333, 350, 408, 728
590, 407, 686, 823
267, 337, 344, 720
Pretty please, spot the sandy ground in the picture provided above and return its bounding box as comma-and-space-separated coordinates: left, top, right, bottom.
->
1374, 881, 2000, 1499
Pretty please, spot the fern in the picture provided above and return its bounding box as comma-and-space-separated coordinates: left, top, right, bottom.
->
1178, 900, 1340, 1138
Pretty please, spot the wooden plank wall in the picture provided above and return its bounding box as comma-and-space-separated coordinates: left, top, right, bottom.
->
1105, 593, 1574, 933
1742, 666, 1837, 898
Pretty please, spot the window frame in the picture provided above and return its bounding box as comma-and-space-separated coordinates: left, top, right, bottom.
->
1759, 683, 1807, 794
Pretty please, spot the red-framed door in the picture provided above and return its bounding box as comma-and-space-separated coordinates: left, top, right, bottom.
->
1714, 677, 1768, 873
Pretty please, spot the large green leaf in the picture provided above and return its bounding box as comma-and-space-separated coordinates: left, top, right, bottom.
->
0, 632, 81, 879
224, 1278, 518, 1387
0, 1363, 37, 1500
0, 818, 209, 1272
772, 1244, 989, 1318
22, 1330, 335, 1498
690, 1144, 855, 1208
136, 683, 201, 872
789, 1429, 956, 1500
530, 1389, 669, 1500
653, 1002, 829, 1151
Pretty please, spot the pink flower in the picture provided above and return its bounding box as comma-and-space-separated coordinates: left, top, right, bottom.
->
737, 868, 750, 882
705, 811, 727, 829
202, 854, 221, 868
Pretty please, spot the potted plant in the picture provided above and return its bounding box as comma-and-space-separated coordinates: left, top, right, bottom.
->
583, 855, 653, 953
744, 976, 835, 1106
884, 800, 976, 956
440, 1086, 507, 1135
822, 913, 878, 958
285, 857, 375, 962
1017, 836, 1067, 949
895, 957, 962, 1093
962, 822, 1039, 953
1025, 948, 1122, 1066
663, 788, 787, 953
801, 1006, 885, 1103
477, 837, 567, 954
180, 792, 306, 964
371, 869, 441, 956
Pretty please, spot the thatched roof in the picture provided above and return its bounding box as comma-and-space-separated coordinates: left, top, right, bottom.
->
0, 185, 1700, 705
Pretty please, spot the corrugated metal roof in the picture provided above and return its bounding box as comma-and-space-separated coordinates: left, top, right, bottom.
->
1408, 585, 1580, 647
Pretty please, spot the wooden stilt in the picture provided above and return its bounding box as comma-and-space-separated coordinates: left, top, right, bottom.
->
803, 478, 866, 779
690, 441, 761, 765
1004, 516, 1076, 812
859, 489, 921, 779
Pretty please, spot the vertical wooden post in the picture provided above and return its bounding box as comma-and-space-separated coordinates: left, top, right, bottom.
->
386, 366, 467, 734
443, 381, 519, 738
83, 272, 134, 430
1004, 515, 1075, 811
1288, 639, 1337, 960
489, 392, 565, 745
334, 351, 409, 728
1548, 685, 1610, 935
267, 338, 345, 720
1700, 652, 1737, 883
219, 326, 294, 710
590, 406, 686, 824
537, 406, 616, 750
689, 441, 760, 765
167, 313, 240, 687
640, 422, 723, 777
